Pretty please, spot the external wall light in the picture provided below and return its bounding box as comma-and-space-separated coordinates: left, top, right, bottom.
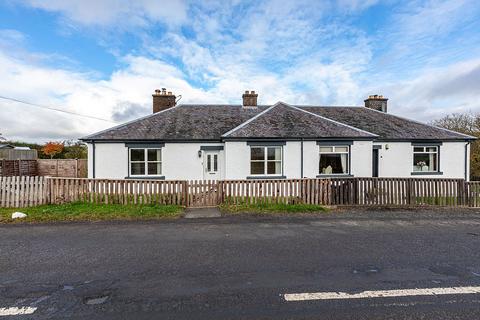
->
198, 150, 202, 158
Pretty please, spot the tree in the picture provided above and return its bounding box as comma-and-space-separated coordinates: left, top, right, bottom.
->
63, 140, 87, 159
431, 112, 480, 179
0, 132, 5, 141
42, 141, 64, 159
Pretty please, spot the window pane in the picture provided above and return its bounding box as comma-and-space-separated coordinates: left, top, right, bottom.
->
319, 154, 348, 174
251, 162, 264, 175
319, 147, 333, 153
207, 155, 211, 172
426, 147, 437, 152
131, 162, 145, 175
131, 149, 145, 161
267, 161, 281, 174
335, 146, 348, 153
148, 149, 161, 161
251, 147, 264, 161
413, 147, 424, 152
213, 155, 218, 172
267, 147, 281, 160
148, 162, 161, 175
413, 153, 437, 172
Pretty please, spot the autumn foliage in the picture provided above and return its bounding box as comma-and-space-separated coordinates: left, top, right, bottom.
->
42, 141, 64, 159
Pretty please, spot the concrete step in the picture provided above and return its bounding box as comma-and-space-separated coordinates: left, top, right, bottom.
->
184, 207, 222, 219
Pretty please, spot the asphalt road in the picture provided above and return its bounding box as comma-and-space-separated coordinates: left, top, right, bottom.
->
2, 210, 480, 319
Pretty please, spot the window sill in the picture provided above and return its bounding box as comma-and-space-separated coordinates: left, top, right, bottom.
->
125, 176, 165, 180
411, 171, 443, 176
246, 175, 286, 180
317, 174, 354, 178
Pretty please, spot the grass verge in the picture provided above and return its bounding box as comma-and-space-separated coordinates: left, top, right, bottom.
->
220, 203, 329, 214
0, 202, 183, 223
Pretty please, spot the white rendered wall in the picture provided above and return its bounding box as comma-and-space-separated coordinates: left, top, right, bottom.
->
351, 140, 373, 177
377, 141, 468, 179
162, 143, 225, 180
225, 140, 372, 179
89, 143, 128, 179
87, 140, 469, 180
87, 142, 225, 180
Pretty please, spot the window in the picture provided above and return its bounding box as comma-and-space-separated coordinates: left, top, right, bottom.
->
413, 146, 438, 172
129, 148, 162, 176
206, 153, 218, 173
250, 146, 282, 176
319, 146, 349, 175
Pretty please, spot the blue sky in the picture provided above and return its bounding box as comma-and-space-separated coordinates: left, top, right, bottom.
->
0, 0, 479, 142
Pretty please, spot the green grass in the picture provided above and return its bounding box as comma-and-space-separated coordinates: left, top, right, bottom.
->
0, 202, 183, 223
220, 202, 329, 214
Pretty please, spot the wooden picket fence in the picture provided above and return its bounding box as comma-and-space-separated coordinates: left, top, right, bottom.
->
0, 176, 49, 208
2, 176, 480, 208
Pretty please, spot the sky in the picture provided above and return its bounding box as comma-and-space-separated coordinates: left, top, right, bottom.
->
0, 0, 479, 143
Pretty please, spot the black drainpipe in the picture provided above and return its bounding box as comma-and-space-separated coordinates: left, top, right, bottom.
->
465, 142, 469, 181
300, 138, 304, 178
92, 141, 96, 179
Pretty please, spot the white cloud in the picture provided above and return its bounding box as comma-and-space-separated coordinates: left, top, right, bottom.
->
1, 0, 480, 143
19, 0, 187, 27
379, 58, 480, 120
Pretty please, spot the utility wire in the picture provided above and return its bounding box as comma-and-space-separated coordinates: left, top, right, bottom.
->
0, 95, 118, 123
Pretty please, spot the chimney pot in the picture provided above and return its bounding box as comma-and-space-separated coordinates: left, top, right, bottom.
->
153, 88, 176, 113
364, 94, 388, 112
242, 90, 258, 108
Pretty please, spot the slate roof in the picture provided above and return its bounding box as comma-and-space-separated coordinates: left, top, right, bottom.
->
83, 105, 269, 141
82, 102, 474, 142
223, 103, 376, 139
300, 106, 474, 141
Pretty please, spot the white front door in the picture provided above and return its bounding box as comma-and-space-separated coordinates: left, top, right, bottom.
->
203, 151, 220, 179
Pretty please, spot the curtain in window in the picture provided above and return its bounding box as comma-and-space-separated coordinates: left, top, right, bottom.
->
340, 154, 347, 173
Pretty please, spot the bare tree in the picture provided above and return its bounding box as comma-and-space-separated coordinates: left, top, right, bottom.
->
431, 112, 480, 179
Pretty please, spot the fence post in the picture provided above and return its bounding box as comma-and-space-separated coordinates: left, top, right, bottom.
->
183, 180, 189, 207
459, 179, 466, 206
217, 180, 223, 205
46, 177, 52, 204
406, 179, 411, 205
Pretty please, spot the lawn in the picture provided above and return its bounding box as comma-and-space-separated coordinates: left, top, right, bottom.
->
0, 202, 183, 223
220, 202, 328, 214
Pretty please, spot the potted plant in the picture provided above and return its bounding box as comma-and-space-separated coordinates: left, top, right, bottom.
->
416, 161, 428, 171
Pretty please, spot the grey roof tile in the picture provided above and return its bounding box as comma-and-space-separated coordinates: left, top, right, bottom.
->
224, 103, 376, 139
83, 105, 269, 141
300, 106, 473, 140
82, 103, 473, 141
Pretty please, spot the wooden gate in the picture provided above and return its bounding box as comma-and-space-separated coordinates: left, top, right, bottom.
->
186, 180, 220, 207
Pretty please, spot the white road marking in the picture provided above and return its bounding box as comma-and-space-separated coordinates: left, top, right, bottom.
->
0, 307, 37, 316
284, 286, 480, 302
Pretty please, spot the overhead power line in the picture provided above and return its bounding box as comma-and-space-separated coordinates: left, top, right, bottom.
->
0, 95, 118, 123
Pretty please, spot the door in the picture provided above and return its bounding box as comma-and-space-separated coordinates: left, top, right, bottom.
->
203, 151, 220, 179
372, 148, 379, 177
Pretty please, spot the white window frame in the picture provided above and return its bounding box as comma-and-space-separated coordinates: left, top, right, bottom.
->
129, 148, 162, 177
205, 152, 219, 173
413, 146, 439, 172
250, 146, 283, 176
318, 145, 350, 175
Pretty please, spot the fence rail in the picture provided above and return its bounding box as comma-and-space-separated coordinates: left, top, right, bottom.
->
1, 176, 480, 208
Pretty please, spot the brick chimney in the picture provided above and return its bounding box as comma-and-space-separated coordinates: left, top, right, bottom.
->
364, 95, 388, 112
153, 88, 176, 113
242, 90, 258, 108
